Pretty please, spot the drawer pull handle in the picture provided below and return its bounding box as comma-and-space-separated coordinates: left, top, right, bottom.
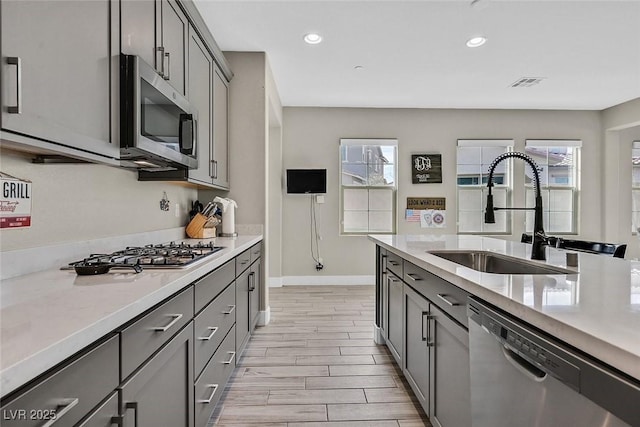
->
151, 313, 183, 332
222, 351, 236, 364
388, 276, 401, 283
388, 260, 400, 266
406, 273, 423, 281
198, 384, 219, 404
437, 293, 460, 307
240, 260, 249, 265
222, 305, 236, 314
110, 416, 123, 426
41, 398, 79, 427
198, 326, 219, 341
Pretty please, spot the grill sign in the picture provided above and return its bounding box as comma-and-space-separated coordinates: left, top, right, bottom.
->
1, 176, 32, 229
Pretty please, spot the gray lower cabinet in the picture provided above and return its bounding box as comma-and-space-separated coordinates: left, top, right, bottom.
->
249, 258, 261, 330
235, 266, 251, 355
429, 303, 471, 427
0, 0, 119, 163
0, 335, 119, 427
119, 323, 194, 427
379, 246, 471, 427
76, 392, 120, 427
386, 272, 403, 365
194, 325, 236, 427
403, 284, 430, 414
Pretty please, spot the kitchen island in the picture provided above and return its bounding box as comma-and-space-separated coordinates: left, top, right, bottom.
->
370, 234, 640, 427
0, 234, 262, 406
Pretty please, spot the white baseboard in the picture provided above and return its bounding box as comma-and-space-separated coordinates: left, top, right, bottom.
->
257, 306, 271, 326
268, 275, 375, 287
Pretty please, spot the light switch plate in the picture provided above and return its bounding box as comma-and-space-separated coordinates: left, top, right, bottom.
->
316, 195, 325, 204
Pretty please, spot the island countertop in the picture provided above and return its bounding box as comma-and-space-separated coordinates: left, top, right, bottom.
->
369, 234, 640, 381
0, 234, 262, 398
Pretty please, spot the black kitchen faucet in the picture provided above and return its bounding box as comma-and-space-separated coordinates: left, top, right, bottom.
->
484, 151, 549, 261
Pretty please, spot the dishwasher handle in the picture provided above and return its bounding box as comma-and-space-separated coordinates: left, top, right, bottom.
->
502, 345, 547, 382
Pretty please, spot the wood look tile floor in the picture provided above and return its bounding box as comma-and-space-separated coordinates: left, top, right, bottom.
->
209, 285, 432, 427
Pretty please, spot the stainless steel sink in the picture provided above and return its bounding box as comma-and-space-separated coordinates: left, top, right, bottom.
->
428, 250, 575, 275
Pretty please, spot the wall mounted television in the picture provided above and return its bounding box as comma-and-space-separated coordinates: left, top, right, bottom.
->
286, 169, 327, 194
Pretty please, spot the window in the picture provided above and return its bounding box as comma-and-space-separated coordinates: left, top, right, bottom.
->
632, 141, 640, 233
524, 140, 581, 234
456, 140, 514, 234
340, 139, 397, 235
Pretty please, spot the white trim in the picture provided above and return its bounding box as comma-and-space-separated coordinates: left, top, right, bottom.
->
526, 139, 583, 147
257, 307, 271, 326
374, 325, 385, 345
270, 275, 375, 287
268, 277, 284, 288
340, 138, 398, 147
457, 139, 514, 147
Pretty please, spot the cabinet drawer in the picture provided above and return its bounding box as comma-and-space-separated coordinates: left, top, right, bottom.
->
76, 391, 119, 427
403, 261, 470, 327
0, 335, 118, 427
236, 249, 251, 275
194, 283, 236, 376
121, 287, 194, 380
194, 259, 235, 314
386, 251, 403, 278
194, 325, 236, 427
250, 242, 262, 263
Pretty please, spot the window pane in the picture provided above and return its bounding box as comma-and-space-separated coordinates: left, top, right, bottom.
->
344, 188, 368, 211
548, 212, 573, 233
549, 189, 573, 212
369, 188, 393, 210
458, 188, 482, 211
343, 211, 368, 233
369, 211, 393, 232
458, 211, 482, 232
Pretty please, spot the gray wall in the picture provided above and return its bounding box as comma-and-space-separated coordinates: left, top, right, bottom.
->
281, 107, 603, 277
0, 149, 196, 251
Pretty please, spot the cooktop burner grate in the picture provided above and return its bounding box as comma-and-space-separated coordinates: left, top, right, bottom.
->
64, 242, 224, 270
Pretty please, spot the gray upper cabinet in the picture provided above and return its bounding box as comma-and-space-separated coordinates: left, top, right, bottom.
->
121, 0, 187, 95
211, 65, 230, 189
187, 26, 214, 185
0, 0, 119, 164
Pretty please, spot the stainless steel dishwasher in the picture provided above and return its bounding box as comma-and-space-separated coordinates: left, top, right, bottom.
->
468, 297, 640, 427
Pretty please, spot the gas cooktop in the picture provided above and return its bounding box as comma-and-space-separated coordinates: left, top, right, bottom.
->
64, 242, 224, 272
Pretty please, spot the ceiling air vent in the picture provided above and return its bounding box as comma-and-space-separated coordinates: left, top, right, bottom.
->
510, 77, 545, 88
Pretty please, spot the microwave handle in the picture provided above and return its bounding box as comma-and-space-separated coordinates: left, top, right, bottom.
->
179, 114, 195, 155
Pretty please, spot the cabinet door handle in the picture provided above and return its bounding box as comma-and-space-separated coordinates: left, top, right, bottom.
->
211, 160, 218, 179
151, 313, 183, 332
198, 384, 219, 404
388, 276, 401, 283
163, 52, 171, 80
239, 259, 249, 265
222, 351, 236, 365
6, 57, 22, 114
222, 305, 236, 314
155, 46, 165, 76
406, 273, 423, 281
41, 398, 79, 427
421, 311, 429, 341
249, 272, 256, 291
110, 416, 123, 427
124, 402, 138, 427
198, 326, 219, 341
436, 293, 460, 307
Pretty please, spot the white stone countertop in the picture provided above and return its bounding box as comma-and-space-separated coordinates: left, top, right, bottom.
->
369, 234, 640, 381
0, 234, 262, 398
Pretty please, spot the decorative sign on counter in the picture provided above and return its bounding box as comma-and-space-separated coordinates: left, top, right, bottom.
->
1, 172, 32, 229
411, 154, 442, 184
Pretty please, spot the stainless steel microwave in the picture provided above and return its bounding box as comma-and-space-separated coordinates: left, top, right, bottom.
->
119, 54, 198, 170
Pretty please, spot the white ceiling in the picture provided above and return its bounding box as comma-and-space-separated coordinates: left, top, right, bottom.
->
194, 0, 640, 110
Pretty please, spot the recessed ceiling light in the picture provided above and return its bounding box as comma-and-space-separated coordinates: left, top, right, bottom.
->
303, 33, 323, 45
466, 36, 487, 48
354, 65, 364, 70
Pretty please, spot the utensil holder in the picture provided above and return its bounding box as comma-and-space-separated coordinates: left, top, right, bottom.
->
186, 213, 207, 238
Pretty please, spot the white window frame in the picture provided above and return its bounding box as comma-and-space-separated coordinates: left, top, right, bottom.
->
340, 138, 398, 236
456, 139, 514, 235
524, 139, 581, 235
632, 141, 640, 233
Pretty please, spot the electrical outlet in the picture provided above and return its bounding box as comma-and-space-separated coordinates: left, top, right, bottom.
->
316, 195, 325, 204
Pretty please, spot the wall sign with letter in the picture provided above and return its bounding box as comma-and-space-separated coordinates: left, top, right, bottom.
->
412, 154, 442, 184
1, 172, 32, 229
